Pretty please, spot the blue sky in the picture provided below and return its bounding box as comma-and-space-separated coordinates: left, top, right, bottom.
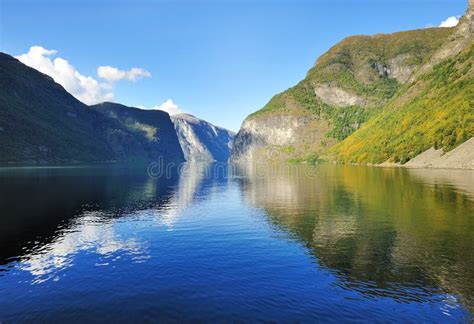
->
0, 0, 467, 131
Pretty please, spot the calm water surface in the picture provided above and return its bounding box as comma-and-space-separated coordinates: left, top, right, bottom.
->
0, 163, 473, 322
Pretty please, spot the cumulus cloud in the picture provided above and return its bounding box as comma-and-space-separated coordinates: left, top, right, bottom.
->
439, 16, 460, 28
16, 46, 113, 104
97, 66, 151, 82
16, 45, 150, 105
147, 99, 184, 116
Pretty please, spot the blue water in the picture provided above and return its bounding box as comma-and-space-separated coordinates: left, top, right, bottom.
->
0, 163, 473, 322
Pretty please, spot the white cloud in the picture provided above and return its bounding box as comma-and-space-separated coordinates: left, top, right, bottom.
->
97, 65, 151, 82
16, 46, 113, 104
147, 99, 184, 116
16, 45, 150, 105
439, 16, 460, 28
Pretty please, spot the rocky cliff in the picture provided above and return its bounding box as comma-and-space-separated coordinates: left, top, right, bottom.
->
0, 53, 184, 165
172, 114, 235, 162
231, 113, 334, 163
231, 0, 473, 169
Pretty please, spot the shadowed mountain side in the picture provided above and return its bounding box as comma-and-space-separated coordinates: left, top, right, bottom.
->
91, 102, 185, 164
0, 53, 184, 165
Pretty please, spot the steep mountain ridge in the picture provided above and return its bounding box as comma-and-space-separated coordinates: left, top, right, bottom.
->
231, 1, 473, 168
0, 53, 184, 165
172, 114, 235, 162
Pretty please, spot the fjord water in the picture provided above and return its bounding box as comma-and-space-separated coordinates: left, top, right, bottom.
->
0, 164, 473, 322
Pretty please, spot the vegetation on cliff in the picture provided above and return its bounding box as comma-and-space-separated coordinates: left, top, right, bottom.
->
250, 27, 454, 120
308, 28, 453, 98
333, 44, 474, 164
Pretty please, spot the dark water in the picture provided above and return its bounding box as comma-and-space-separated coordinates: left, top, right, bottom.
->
0, 163, 473, 322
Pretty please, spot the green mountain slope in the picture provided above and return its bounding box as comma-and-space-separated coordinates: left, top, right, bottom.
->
232, 1, 473, 167
333, 45, 474, 164
254, 27, 454, 117
231, 27, 455, 163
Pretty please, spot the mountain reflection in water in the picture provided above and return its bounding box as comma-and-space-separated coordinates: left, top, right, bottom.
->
236, 164, 474, 311
0, 164, 473, 322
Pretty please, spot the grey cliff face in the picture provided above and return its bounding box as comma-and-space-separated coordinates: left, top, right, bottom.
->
172, 114, 235, 162
230, 116, 307, 163
230, 114, 334, 164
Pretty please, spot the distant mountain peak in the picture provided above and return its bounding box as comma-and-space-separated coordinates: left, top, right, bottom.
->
173, 113, 201, 123
171, 114, 235, 162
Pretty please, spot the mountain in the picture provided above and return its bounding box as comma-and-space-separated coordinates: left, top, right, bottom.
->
332, 1, 473, 167
171, 113, 235, 162
91, 102, 185, 163
0, 53, 184, 165
231, 0, 473, 169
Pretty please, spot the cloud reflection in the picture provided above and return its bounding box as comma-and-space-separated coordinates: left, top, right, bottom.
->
20, 212, 146, 283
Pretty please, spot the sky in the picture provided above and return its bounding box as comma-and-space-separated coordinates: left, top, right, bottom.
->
0, 0, 467, 131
